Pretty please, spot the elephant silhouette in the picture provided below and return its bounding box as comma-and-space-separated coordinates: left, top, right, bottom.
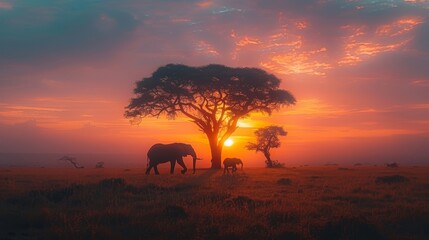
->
146, 143, 198, 175
223, 158, 243, 174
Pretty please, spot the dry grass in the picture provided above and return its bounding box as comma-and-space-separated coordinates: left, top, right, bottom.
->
0, 166, 428, 239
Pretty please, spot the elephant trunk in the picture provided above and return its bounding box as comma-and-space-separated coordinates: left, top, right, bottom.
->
190, 148, 197, 174
193, 157, 196, 174
240, 161, 243, 170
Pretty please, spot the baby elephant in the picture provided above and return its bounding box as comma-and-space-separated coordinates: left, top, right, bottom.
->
223, 158, 243, 174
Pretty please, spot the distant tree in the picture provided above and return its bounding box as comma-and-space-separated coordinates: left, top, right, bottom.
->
59, 155, 84, 169
246, 125, 287, 168
95, 161, 105, 168
125, 64, 296, 169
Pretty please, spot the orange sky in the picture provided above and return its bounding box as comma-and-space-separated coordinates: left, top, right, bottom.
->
1, 0, 429, 166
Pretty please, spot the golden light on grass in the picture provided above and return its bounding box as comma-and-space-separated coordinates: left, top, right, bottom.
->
224, 138, 234, 147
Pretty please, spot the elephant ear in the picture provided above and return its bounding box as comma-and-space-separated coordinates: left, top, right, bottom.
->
182, 144, 190, 156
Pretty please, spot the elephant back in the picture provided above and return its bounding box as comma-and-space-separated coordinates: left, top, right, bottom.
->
223, 157, 242, 165
147, 143, 185, 163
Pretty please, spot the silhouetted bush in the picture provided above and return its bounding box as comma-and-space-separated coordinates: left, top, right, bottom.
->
376, 175, 408, 184
44, 185, 80, 202
317, 217, 385, 240
267, 160, 284, 168
27, 184, 83, 203
386, 162, 399, 168
277, 178, 292, 185
98, 178, 126, 188
231, 195, 255, 206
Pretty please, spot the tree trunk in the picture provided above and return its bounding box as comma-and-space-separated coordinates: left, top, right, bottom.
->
210, 146, 222, 169
264, 150, 273, 168
208, 134, 223, 169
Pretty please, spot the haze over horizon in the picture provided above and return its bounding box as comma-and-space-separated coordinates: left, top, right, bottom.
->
1, 0, 429, 167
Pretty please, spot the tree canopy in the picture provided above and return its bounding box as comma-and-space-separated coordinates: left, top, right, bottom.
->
125, 64, 296, 168
246, 125, 288, 168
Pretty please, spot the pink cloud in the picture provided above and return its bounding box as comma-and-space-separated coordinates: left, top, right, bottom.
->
0, 1, 12, 10
194, 40, 220, 56
337, 19, 420, 66
376, 17, 424, 37
261, 48, 331, 76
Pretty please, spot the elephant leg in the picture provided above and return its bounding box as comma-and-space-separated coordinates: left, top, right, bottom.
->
153, 165, 160, 175
146, 164, 153, 175
177, 157, 187, 174
170, 160, 176, 174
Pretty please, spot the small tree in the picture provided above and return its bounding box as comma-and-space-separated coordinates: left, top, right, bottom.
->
95, 161, 105, 168
246, 125, 287, 168
59, 155, 84, 169
125, 64, 296, 169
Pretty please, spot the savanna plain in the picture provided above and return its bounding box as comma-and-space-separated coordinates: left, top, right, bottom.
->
1, 165, 428, 240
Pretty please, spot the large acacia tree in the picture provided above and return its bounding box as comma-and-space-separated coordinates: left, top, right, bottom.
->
125, 64, 296, 169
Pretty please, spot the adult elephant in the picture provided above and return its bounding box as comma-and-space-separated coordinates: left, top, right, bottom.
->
146, 143, 198, 175
223, 158, 243, 174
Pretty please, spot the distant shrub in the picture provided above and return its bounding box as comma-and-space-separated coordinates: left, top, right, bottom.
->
277, 178, 292, 185
98, 178, 126, 188
386, 163, 399, 168
14, 184, 84, 205
45, 184, 83, 202
225, 195, 258, 210
354, 163, 362, 166
266, 160, 284, 168
376, 175, 408, 184
231, 195, 255, 206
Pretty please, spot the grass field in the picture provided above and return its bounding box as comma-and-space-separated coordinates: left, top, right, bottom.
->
1, 166, 428, 239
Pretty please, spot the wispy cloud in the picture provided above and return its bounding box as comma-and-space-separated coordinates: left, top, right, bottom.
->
32, 97, 112, 104
337, 18, 419, 66
6, 106, 64, 112
195, 40, 220, 56
261, 48, 331, 76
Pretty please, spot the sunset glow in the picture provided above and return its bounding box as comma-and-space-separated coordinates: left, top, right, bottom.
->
224, 138, 234, 147
1, 0, 429, 167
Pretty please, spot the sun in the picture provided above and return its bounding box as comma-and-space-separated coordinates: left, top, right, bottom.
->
224, 138, 234, 147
